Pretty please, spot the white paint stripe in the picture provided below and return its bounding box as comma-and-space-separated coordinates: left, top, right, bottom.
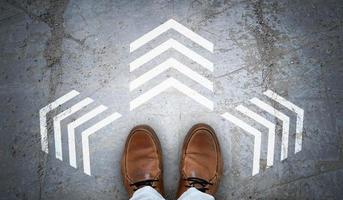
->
129, 39, 213, 72
263, 90, 304, 153
67, 105, 108, 168
130, 19, 213, 52
250, 98, 290, 161
236, 105, 275, 167
39, 90, 80, 153
82, 112, 122, 175
53, 98, 94, 160
221, 112, 261, 176
130, 78, 171, 111
130, 77, 213, 111
171, 78, 213, 110
130, 58, 213, 91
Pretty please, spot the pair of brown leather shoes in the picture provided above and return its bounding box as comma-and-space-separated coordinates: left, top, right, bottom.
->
121, 123, 223, 198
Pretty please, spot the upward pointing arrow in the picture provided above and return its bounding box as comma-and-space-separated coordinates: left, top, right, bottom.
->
130, 77, 213, 111
130, 58, 213, 91
130, 39, 213, 72
130, 19, 214, 52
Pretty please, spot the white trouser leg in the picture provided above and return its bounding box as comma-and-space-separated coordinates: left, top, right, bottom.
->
129, 186, 166, 200
177, 188, 215, 200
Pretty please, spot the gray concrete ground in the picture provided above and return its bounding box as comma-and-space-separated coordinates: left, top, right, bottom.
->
1, 0, 343, 199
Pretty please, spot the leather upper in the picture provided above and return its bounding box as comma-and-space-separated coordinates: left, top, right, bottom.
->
177, 124, 223, 197
121, 125, 164, 197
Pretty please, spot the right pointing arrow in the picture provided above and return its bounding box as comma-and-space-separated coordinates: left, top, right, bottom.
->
250, 97, 290, 161
236, 105, 276, 168
263, 90, 304, 153
221, 112, 262, 176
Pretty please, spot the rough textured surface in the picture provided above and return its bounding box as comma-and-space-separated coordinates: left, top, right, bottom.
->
1, 0, 342, 199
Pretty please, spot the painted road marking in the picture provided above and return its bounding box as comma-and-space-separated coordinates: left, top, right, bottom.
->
130, 58, 213, 91
129, 19, 214, 110
53, 98, 94, 160
263, 90, 304, 153
130, 19, 213, 52
82, 112, 122, 175
39, 90, 121, 176
222, 90, 305, 176
250, 97, 290, 161
67, 105, 108, 168
221, 112, 262, 176
130, 39, 213, 72
130, 77, 213, 111
236, 105, 275, 168
39, 90, 80, 153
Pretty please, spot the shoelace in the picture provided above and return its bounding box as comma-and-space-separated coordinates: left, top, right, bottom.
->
130, 179, 159, 191
184, 177, 213, 192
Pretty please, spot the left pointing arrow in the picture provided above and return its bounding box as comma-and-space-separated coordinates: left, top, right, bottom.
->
39, 90, 80, 153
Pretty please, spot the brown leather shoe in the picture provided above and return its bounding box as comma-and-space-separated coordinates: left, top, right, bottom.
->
177, 123, 223, 197
121, 125, 164, 197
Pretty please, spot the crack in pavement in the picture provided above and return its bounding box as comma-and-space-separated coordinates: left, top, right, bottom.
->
6, 0, 70, 199
250, 0, 279, 91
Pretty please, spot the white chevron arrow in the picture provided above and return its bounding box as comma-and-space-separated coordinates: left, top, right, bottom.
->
39, 90, 80, 153
130, 77, 213, 111
221, 112, 261, 176
250, 97, 290, 161
82, 112, 122, 175
263, 90, 304, 153
130, 58, 213, 91
53, 97, 94, 160
130, 19, 213, 52
67, 105, 108, 168
129, 39, 213, 72
236, 105, 276, 168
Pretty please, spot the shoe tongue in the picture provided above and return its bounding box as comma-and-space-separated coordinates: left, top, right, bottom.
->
183, 155, 213, 180
134, 174, 156, 188
130, 170, 154, 182
144, 173, 152, 179
191, 171, 196, 177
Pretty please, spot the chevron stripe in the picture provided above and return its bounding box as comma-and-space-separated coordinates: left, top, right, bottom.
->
130, 19, 213, 52
250, 98, 290, 161
53, 98, 94, 160
130, 39, 213, 72
39, 90, 80, 153
236, 105, 276, 167
263, 90, 304, 153
221, 112, 261, 176
67, 105, 108, 168
82, 112, 122, 175
130, 77, 213, 111
130, 58, 213, 91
